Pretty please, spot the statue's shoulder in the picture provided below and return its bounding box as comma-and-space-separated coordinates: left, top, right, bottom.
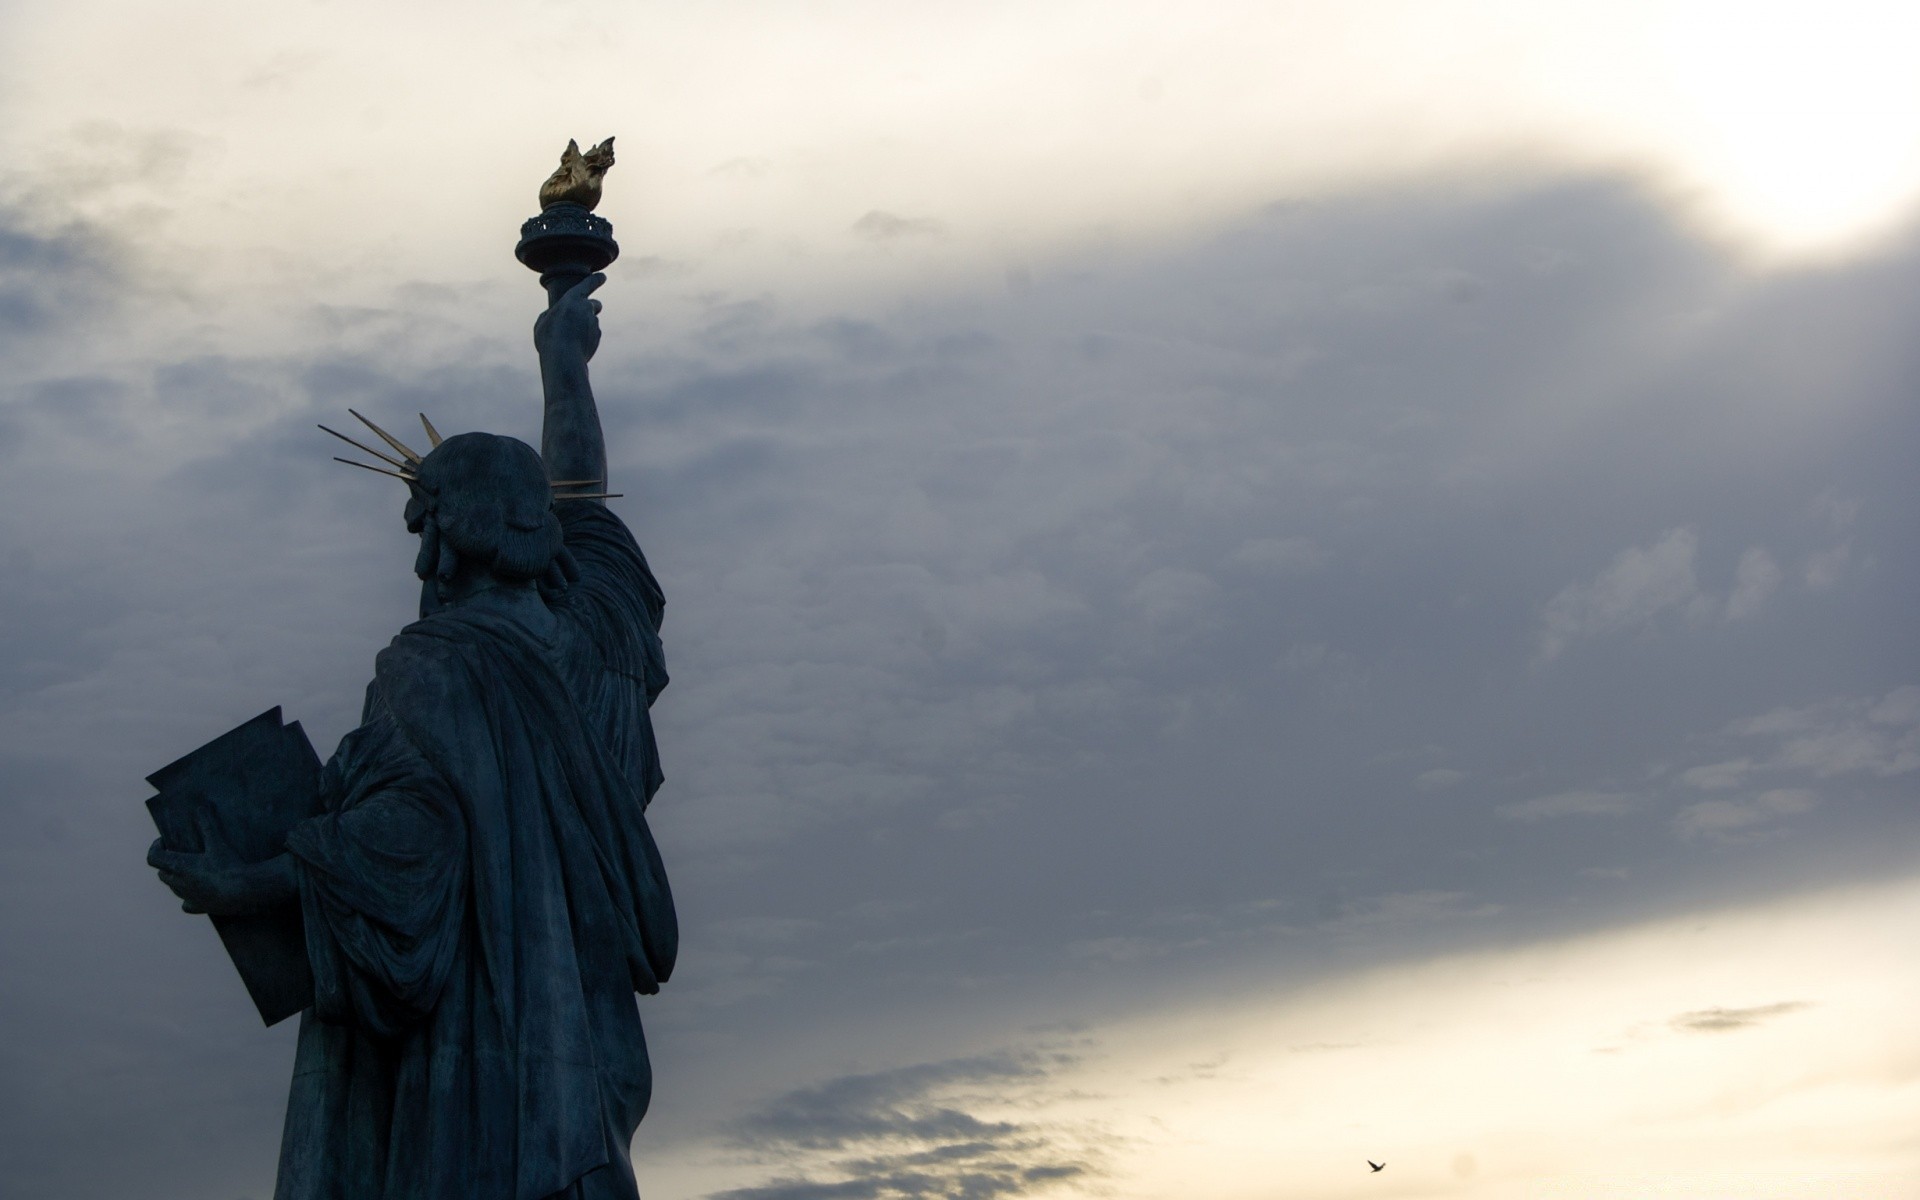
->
553, 501, 665, 633
554, 497, 640, 547
379, 613, 464, 663
376, 608, 556, 690
371, 615, 488, 710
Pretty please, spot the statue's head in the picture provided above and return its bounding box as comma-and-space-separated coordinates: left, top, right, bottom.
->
405, 432, 576, 607
319, 412, 582, 614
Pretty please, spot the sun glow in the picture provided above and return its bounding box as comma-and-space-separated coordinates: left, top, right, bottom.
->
7, 0, 1917, 318
1651, 0, 1920, 258
639, 877, 1920, 1199
1039, 877, 1920, 1199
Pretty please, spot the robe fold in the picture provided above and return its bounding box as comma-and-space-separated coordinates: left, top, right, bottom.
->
276, 503, 675, 1200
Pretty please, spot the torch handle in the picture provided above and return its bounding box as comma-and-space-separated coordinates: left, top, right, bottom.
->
540, 270, 591, 308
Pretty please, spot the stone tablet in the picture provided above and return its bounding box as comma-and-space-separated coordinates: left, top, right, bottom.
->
145, 706, 320, 1025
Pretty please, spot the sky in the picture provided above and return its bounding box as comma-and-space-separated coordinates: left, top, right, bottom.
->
1, 1, 1917, 1197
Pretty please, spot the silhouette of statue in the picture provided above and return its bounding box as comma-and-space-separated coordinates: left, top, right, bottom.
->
147, 145, 675, 1200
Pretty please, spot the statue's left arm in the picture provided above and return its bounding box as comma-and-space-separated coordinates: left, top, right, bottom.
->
283, 702, 467, 1036
148, 840, 297, 916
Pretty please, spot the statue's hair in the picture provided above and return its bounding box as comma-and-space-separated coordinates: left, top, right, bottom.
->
404, 432, 577, 598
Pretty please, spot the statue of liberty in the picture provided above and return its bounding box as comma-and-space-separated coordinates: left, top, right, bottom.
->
146, 140, 677, 1200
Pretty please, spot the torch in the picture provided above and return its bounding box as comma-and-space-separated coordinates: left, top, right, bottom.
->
516, 137, 620, 307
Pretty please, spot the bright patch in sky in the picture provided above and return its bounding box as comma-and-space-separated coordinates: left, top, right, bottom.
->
643, 877, 1920, 1199
1653, 1, 1920, 257
1090, 877, 1920, 1198
6, 0, 1919, 325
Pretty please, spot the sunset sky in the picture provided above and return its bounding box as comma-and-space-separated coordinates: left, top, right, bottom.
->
1, 2, 1916, 1197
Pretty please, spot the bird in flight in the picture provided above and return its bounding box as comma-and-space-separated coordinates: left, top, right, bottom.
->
1368, 1160, 1385, 1173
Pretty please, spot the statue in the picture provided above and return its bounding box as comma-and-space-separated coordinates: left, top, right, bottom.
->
145, 139, 677, 1200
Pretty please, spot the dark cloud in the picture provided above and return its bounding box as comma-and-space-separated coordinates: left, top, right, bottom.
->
711, 1053, 1100, 1200
22, 374, 131, 432
0, 220, 90, 271
1670, 1000, 1813, 1034
729, 1056, 1038, 1150
630, 174, 1918, 980
0, 201, 119, 344
1499, 791, 1643, 821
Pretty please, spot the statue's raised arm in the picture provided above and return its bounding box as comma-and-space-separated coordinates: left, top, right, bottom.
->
535, 273, 609, 497
517, 134, 622, 502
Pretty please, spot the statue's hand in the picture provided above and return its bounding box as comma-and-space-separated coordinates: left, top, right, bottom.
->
534, 273, 605, 366
148, 838, 294, 916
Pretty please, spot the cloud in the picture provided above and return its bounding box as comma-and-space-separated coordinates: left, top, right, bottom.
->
0, 200, 122, 351
1674, 788, 1819, 841
1066, 935, 1168, 964
1320, 890, 1501, 930
1810, 491, 1860, 532
1724, 547, 1781, 619
1871, 688, 1920, 727
711, 1053, 1103, 1200
727, 1058, 1033, 1153
1803, 541, 1853, 590
1276, 641, 1370, 711
1726, 687, 1920, 778
851, 211, 946, 241
710, 916, 826, 945
1657, 687, 1916, 842
1416, 767, 1467, 791
1669, 1000, 1812, 1034
1225, 536, 1324, 574
1499, 791, 1642, 821
1125, 567, 1218, 626
1678, 759, 1752, 790
1535, 528, 1707, 662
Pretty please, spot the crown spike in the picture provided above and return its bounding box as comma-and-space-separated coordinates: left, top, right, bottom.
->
333, 456, 419, 482
549, 479, 604, 487
552, 492, 623, 500
348, 408, 422, 464
419, 413, 443, 448
319, 424, 411, 471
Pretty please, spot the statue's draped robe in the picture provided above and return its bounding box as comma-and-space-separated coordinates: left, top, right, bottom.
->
275, 503, 675, 1200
